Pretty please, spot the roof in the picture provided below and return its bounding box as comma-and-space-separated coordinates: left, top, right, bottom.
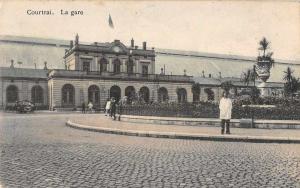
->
193, 77, 221, 85
1, 35, 300, 83
0, 67, 48, 79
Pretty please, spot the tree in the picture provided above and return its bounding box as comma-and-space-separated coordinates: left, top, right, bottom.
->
258, 37, 269, 57
283, 67, 300, 98
257, 37, 275, 69
221, 81, 234, 93
283, 67, 293, 84
241, 68, 257, 87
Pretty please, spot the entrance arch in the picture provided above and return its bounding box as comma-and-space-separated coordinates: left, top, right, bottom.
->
158, 87, 168, 102
110, 85, 121, 101
139, 86, 150, 103
177, 88, 187, 103
125, 86, 136, 104
62, 84, 75, 107
88, 85, 100, 105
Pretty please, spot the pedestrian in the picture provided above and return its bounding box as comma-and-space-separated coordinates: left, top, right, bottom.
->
88, 101, 93, 113
110, 97, 117, 120
105, 98, 111, 116
219, 91, 232, 134
81, 102, 86, 114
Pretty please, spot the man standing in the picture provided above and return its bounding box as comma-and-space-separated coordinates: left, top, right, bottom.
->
105, 99, 111, 116
110, 97, 117, 120
81, 102, 86, 114
88, 101, 93, 113
219, 92, 232, 134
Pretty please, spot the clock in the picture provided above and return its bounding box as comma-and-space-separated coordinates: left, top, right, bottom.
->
112, 46, 121, 53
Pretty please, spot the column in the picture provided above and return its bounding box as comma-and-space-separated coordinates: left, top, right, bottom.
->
200, 87, 207, 101
122, 59, 126, 73
135, 60, 139, 74
108, 58, 113, 72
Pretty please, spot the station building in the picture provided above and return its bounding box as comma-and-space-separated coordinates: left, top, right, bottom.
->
0, 35, 298, 110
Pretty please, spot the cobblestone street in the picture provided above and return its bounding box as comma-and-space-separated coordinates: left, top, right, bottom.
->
1, 112, 300, 187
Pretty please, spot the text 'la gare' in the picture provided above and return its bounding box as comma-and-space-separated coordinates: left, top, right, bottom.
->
61, 9, 84, 16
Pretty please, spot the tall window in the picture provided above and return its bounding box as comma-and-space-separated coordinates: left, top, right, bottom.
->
177, 88, 187, 103
31, 86, 44, 103
139, 87, 150, 103
88, 85, 100, 104
99, 58, 108, 73
127, 59, 134, 74
113, 59, 121, 73
83, 62, 90, 72
62, 84, 75, 106
6, 85, 18, 103
158, 87, 168, 102
142, 65, 148, 75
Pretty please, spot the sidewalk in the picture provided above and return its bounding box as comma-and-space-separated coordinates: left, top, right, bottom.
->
67, 114, 300, 143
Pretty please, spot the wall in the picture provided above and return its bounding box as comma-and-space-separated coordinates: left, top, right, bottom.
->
0, 78, 48, 109
49, 78, 193, 109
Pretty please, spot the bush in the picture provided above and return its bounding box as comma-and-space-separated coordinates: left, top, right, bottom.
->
121, 97, 300, 120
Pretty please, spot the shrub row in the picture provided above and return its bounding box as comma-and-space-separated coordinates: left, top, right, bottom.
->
121, 98, 300, 120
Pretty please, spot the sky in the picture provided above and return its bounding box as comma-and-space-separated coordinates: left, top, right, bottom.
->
0, 0, 299, 61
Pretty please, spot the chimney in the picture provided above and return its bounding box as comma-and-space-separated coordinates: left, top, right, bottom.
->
70, 40, 74, 49
209, 74, 211, 78
44, 61, 48, 70
131, 38, 134, 48
143, 42, 146, 50
75, 33, 79, 45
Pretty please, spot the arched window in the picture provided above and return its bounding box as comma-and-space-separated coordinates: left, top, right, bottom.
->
177, 88, 187, 103
139, 86, 150, 103
99, 58, 108, 73
125, 86, 136, 104
192, 83, 201, 102
158, 87, 169, 102
88, 85, 100, 104
6, 85, 18, 103
110, 85, 121, 101
204, 88, 215, 101
31, 85, 44, 104
62, 84, 75, 106
113, 59, 121, 73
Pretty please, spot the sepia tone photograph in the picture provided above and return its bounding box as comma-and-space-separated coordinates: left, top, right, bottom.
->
0, 0, 300, 187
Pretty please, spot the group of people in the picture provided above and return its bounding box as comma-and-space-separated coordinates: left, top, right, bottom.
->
81, 101, 94, 113
104, 97, 119, 120
81, 92, 232, 134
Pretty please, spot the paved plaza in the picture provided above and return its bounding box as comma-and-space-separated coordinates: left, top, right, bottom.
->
0, 112, 300, 187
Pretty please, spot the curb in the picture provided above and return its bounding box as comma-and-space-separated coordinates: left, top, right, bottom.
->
66, 120, 300, 144
120, 115, 300, 129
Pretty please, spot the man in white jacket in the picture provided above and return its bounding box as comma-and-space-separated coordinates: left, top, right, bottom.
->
219, 92, 232, 134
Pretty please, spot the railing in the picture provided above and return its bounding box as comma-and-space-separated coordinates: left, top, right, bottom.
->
49, 69, 193, 82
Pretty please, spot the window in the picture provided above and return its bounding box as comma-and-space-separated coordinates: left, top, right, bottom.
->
142, 65, 148, 75
62, 84, 75, 106
113, 59, 121, 73
99, 58, 108, 72
88, 85, 100, 104
31, 86, 44, 103
127, 59, 134, 74
6, 85, 18, 103
83, 62, 90, 72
